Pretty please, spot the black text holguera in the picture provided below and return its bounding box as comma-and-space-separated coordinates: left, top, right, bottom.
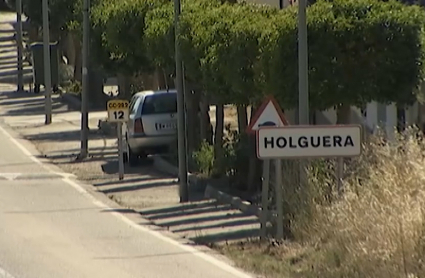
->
263, 135, 355, 149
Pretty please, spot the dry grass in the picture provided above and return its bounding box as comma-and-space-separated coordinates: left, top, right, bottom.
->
219, 128, 425, 278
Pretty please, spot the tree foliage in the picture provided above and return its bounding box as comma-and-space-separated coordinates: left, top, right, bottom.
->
91, 0, 167, 75
8, 0, 80, 35
19, 0, 425, 109
262, 0, 425, 110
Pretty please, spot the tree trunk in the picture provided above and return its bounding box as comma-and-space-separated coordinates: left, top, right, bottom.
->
27, 22, 39, 42
214, 103, 225, 175
73, 35, 82, 82
200, 94, 213, 144
237, 105, 248, 134
154, 67, 168, 90
117, 73, 131, 99
63, 33, 75, 67
186, 89, 200, 156
336, 103, 351, 124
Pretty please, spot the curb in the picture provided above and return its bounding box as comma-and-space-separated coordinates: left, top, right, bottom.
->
204, 185, 262, 217
152, 156, 200, 188
152, 156, 276, 221
204, 185, 277, 221
61, 93, 81, 110
152, 155, 179, 176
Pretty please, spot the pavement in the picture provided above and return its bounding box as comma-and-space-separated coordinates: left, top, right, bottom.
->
0, 10, 262, 277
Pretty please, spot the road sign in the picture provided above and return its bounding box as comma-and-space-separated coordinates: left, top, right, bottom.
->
107, 100, 129, 122
256, 125, 362, 159
246, 96, 288, 134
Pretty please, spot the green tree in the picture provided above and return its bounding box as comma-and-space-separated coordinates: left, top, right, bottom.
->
262, 0, 425, 118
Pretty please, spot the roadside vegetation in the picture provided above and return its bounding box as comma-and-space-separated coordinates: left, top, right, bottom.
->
8, 0, 425, 276
220, 129, 425, 278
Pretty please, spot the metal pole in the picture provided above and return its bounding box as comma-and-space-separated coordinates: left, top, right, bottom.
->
336, 157, 343, 196
275, 159, 284, 239
117, 122, 124, 180
80, 0, 90, 159
16, 0, 23, 92
42, 0, 52, 124
260, 159, 271, 239
174, 0, 189, 202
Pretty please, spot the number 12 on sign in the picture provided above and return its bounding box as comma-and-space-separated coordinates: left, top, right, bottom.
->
107, 100, 129, 123
113, 111, 124, 120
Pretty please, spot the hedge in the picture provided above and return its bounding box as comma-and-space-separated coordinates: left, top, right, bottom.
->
18, 0, 423, 110
263, 0, 425, 110
91, 0, 425, 110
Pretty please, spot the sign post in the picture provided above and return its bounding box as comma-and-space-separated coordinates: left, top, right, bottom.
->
117, 122, 124, 180
260, 159, 270, 239
247, 96, 288, 240
107, 100, 129, 180
336, 157, 344, 196
274, 159, 284, 239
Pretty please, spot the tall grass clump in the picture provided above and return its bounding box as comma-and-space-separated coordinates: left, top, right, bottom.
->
292, 128, 425, 277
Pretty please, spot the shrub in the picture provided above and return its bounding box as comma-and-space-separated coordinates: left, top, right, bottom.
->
262, 0, 425, 110
192, 140, 215, 177
290, 129, 425, 277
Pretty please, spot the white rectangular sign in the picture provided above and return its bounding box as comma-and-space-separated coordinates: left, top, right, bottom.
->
256, 125, 362, 159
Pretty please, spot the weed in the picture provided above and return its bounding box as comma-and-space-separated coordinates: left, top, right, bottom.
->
220, 128, 425, 278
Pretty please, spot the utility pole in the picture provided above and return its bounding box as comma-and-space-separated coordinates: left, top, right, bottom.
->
298, 0, 309, 195
42, 0, 52, 124
298, 0, 309, 125
174, 0, 189, 202
79, 0, 90, 159
16, 0, 23, 92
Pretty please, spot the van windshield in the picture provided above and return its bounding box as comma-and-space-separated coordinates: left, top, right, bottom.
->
141, 93, 177, 115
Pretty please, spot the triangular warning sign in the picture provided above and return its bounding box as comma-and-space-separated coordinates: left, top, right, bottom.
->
246, 96, 288, 133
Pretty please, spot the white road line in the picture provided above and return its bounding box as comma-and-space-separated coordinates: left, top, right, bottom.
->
0, 125, 76, 179
0, 124, 254, 278
0, 125, 43, 166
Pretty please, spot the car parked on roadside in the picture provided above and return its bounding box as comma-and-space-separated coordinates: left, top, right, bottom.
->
123, 89, 177, 166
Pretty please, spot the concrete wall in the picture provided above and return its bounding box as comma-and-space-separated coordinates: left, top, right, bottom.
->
314, 107, 364, 125
242, 0, 291, 8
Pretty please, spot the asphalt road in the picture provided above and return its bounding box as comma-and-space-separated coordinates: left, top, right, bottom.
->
0, 115, 253, 278
0, 10, 254, 278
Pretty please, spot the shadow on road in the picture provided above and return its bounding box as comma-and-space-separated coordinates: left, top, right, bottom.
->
92, 249, 216, 260
101, 179, 177, 194
139, 201, 260, 244
26, 129, 107, 142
